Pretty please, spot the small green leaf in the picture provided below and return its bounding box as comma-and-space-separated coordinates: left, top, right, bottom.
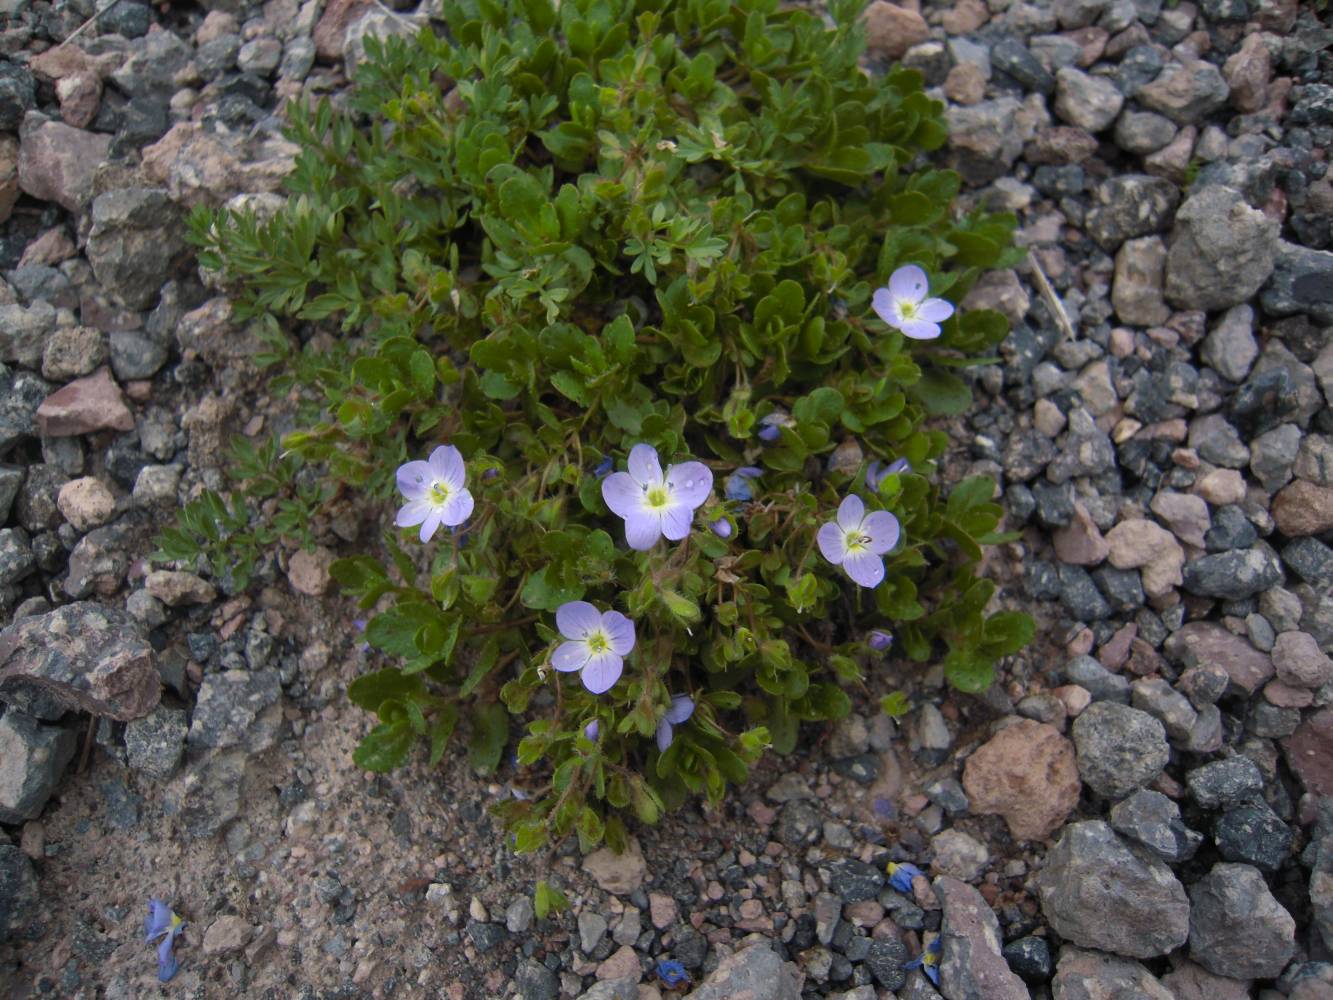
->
353, 720, 415, 772
468, 702, 509, 775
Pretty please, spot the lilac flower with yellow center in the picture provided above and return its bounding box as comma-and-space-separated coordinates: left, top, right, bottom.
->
817, 495, 901, 589
395, 445, 474, 542
552, 601, 636, 694
866, 457, 911, 492
904, 935, 941, 985
872, 265, 954, 340
144, 898, 186, 983
602, 444, 713, 551
656, 694, 694, 751
886, 861, 924, 894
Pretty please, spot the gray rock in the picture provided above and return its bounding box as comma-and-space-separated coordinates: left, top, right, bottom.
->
1250, 423, 1302, 493
1048, 408, 1115, 484
514, 958, 559, 1000
86, 189, 190, 311
1188, 863, 1295, 979
505, 896, 534, 934
1261, 241, 1333, 325
1109, 788, 1202, 862
1182, 546, 1284, 601
1038, 821, 1190, 957
1238, 342, 1324, 433
1051, 947, 1173, 1000
574, 979, 638, 1000
0, 465, 21, 523
1130, 677, 1197, 741
63, 522, 134, 600
1054, 66, 1124, 132
164, 750, 247, 839
0, 528, 35, 587
1213, 798, 1292, 872
0, 62, 35, 133
1086, 175, 1180, 252
0, 301, 58, 371
947, 97, 1044, 185
187, 669, 282, 752
110, 30, 193, 97
1072, 702, 1170, 799
1165, 186, 1279, 311
1112, 236, 1170, 326
0, 602, 159, 721
1137, 56, 1230, 124
578, 910, 607, 954
685, 944, 799, 1000
993, 38, 1055, 94
0, 709, 76, 823
0, 364, 51, 454
1204, 505, 1257, 551
934, 877, 1029, 1000
1064, 654, 1131, 703
124, 705, 187, 781
828, 859, 886, 902
1188, 413, 1250, 468
1286, 538, 1333, 588
776, 799, 822, 848
863, 937, 909, 990
1201, 304, 1258, 383
0, 843, 41, 944
109, 329, 170, 381
1186, 756, 1264, 809
14, 463, 66, 532
1113, 109, 1177, 154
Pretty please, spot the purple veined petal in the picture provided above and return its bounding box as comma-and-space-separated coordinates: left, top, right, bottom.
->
602, 472, 645, 518
395, 460, 433, 499
889, 264, 928, 303
656, 720, 675, 752
395, 498, 432, 528
860, 510, 901, 555
659, 501, 694, 541
145, 899, 174, 942
665, 461, 713, 509
898, 318, 943, 341
867, 629, 894, 651
664, 694, 695, 725
428, 445, 466, 491
438, 488, 474, 527
916, 297, 954, 323
601, 610, 636, 656
836, 494, 866, 532
865, 460, 885, 491
581, 651, 624, 694
418, 508, 446, 543
870, 286, 896, 326
552, 639, 590, 672
817, 521, 847, 564
756, 423, 781, 442
157, 933, 180, 983
624, 510, 663, 550
627, 443, 663, 488
557, 600, 602, 640
737, 466, 762, 478
886, 457, 911, 475
584, 719, 600, 741
842, 549, 886, 588
710, 517, 733, 539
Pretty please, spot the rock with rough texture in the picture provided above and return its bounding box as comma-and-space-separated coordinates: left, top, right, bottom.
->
1165, 186, 1279, 311
0, 302, 57, 371
125, 705, 187, 781
85, 189, 190, 311
863, 2, 930, 60
1105, 518, 1184, 598
314, 0, 372, 60
1201, 304, 1259, 383
1149, 492, 1210, 549
0, 602, 159, 721
202, 914, 253, 956
1087, 175, 1180, 252
1165, 621, 1273, 694
1137, 57, 1230, 125
16, 114, 113, 213
35, 368, 135, 437
145, 569, 217, 606
1188, 863, 1295, 979
1109, 788, 1202, 862
931, 829, 990, 882
1181, 546, 1283, 601
187, 669, 282, 752
947, 97, 1043, 184
1038, 821, 1190, 958
163, 749, 246, 839
1053, 66, 1124, 132
1159, 961, 1252, 1000
0, 709, 77, 823
56, 477, 116, 533
583, 838, 648, 894
1053, 502, 1110, 566
684, 944, 799, 1000
0, 844, 41, 943
1072, 702, 1170, 799
1051, 947, 1173, 1000
962, 719, 1080, 840
1261, 241, 1333, 325
1283, 707, 1333, 798
935, 877, 1029, 1000
42, 325, 107, 381
1272, 631, 1333, 689
1112, 236, 1170, 326
1273, 480, 1333, 537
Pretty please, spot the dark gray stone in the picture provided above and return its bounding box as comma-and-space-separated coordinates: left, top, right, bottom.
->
0, 364, 51, 455
514, 958, 559, 1000
993, 38, 1055, 94
1188, 863, 1295, 979
0, 528, 35, 587
1262, 241, 1333, 325
1064, 654, 1131, 703
1086, 174, 1180, 251
1204, 505, 1257, 551
1002, 936, 1051, 982
1059, 564, 1113, 620
1047, 408, 1116, 484
1185, 756, 1264, 809
1092, 565, 1145, 611
1285, 537, 1333, 586
0, 62, 35, 132
864, 937, 908, 990
1213, 799, 1292, 872
1182, 546, 1283, 600
85, 189, 190, 312
0, 709, 76, 823
828, 859, 885, 903
466, 919, 508, 953
1072, 702, 1170, 798
124, 705, 187, 781
187, 669, 282, 753
0, 844, 40, 943
776, 798, 822, 848
1109, 788, 1202, 862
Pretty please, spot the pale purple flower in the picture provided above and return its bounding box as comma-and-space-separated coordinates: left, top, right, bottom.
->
725, 466, 762, 502
817, 495, 901, 588
395, 445, 474, 542
584, 719, 600, 741
756, 412, 789, 442
867, 629, 894, 651
886, 861, 924, 894
867, 458, 911, 492
656, 694, 694, 751
710, 517, 733, 539
593, 456, 613, 478
144, 898, 186, 983
552, 601, 636, 694
601, 444, 713, 551
872, 265, 954, 340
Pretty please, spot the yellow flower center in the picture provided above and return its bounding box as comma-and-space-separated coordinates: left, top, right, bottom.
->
588, 631, 608, 653
430, 481, 451, 505
845, 530, 870, 553
898, 300, 918, 320
645, 485, 669, 509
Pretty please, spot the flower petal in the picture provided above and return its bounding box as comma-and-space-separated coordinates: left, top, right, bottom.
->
395, 498, 431, 528
889, 264, 928, 303
438, 488, 474, 527
602, 472, 645, 518
601, 611, 636, 655
871, 286, 896, 326
656, 720, 674, 752
157, 934, 179, 983
557, 601, 602, 640
898, 318, 943, 341
395, 460, 433, 499
664, 461, 712, 509
665, 694, 694, 724
418, 508, 445, 543
627, 443, 663, 488
817, 522, 847, 564
624, 511, 662, 551
836, 494, 866, 532
660, 502, 694, 541
916, 297, 954, 323
581, 651, 623, 694
552, 639, 589, 672
428, 445, 466, 491
145, 900, 174, 942
860, 510, 901, 554
843, 550, 885, 588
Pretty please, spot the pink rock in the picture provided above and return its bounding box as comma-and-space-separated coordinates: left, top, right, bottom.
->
1106, 517, 1184, 598
287, 546, 334, 597
1149, 491, 1211, 549
595, 945, 640, 981
18, 226, 77, 267
1264, 679, 1314, 709
55, 73, 102, 129
1193, 468, 1246, 506
1283, 707, 1333, 798
1272, 479, 1333, 537
863, 1, 929, 59
1098, 623, 1138, 671
1272, 631, 1333, 689
1165, 621, 1273, 695
942, 0, 989, 33
962, 719, 1081, 841
17, 115, 113, 213
314, 0, 373, 61
35, 367, 134, 437
648, 892, 677, 930
1054, 502, 1110, 566
1223, 33, 1272, 114
934, 878, 1030, 1000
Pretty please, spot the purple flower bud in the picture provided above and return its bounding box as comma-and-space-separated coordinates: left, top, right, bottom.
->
593, 456, 613, 478
886, 458, 911, 475
584, 719, 600, 741
724, 467, 762, 502
867, 629, 893, 651
756, 423, 781, 442
482, 467, 500, 481
710, 518, 733, 539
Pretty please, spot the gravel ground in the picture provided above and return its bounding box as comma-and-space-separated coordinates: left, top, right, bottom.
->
1, 0, 1331, 998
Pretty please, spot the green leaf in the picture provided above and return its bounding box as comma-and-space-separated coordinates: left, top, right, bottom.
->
534, 880, 568, 919
912, 370, 972, 416
943, 644, 994, 694
353, 720, 415, 772
468, 702, 509, 775
428, 705, 459, 765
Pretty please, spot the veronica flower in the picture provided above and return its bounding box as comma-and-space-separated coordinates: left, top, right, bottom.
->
724, 466, 762, 502
756, 412, 789, 442
886, 861, 924, 894
584, 719, 600, 741
710, 517, 733, 539
602, 444, 713, 550
867, 629, 894, 651
817, 495, 901, 589
144, 898, 186, 983
904, 935, 942, 986
552, 601, 635, 694
395, 445, 474, 542
656, 959, 691, 989
866, 457, 911, 492
872, 265, 955, 340
656, 694, 694, 751
593, 456, 614, 478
